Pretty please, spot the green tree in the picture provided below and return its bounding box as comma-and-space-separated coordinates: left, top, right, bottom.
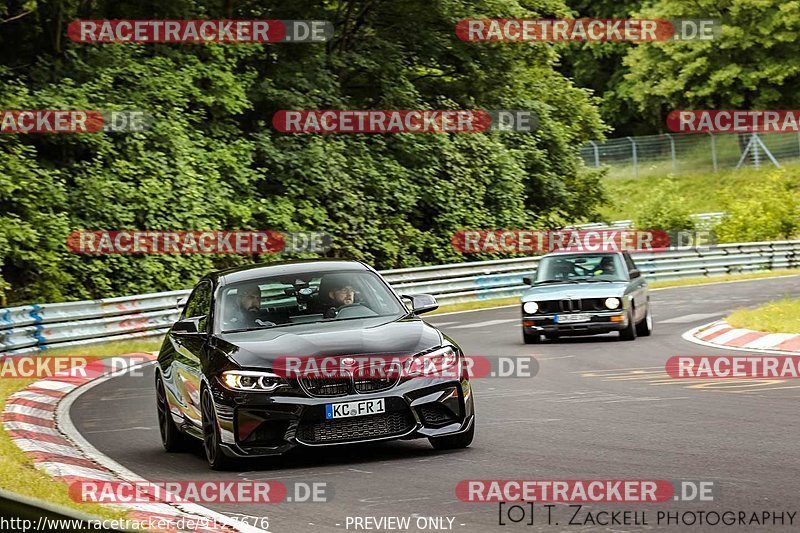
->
0, 0, 606, 305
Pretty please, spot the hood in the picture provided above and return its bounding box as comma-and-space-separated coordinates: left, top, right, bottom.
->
521, 281, 628, 302
215, 315, 443, 368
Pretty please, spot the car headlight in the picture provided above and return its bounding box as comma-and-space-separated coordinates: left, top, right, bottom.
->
523, 301, 538, 314
405, 346, 459, 377
605, 297, 621, 310
220, 370, 287, 392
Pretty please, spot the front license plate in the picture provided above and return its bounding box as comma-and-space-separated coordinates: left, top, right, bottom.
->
325, 398, 386, 419
555, 313, 590, 324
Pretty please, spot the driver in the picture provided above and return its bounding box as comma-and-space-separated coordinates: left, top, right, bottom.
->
318, 275, 357, 318
594, 256, 617, 277
227, 283, 274, 328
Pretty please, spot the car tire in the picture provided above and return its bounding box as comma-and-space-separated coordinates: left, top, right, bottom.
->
523, 331, 541, 344
636, 304, 653, 337
201, 387, 236, 470
619, 309, 637, 341
156, 374, 189, 452
429, 421, 475, 450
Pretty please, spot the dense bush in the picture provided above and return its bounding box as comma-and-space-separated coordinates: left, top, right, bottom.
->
0, 0, 605, 305
714, 170, 800, 243
632, 179, 695, 231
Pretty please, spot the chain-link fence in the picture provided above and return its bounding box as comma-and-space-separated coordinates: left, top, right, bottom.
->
580, 131, 800, 178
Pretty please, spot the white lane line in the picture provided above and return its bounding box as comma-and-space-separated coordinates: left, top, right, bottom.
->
572, 366, 662, 374
426, 321, 460, 327
81, 426, 154, 434
450, 319, 517, 329
603, 396, 691, 403
538, 355, 575, 361
481, 418, 562, 426
659, 313, 723, 324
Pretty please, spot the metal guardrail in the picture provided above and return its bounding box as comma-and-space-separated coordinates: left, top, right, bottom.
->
567, 212, 725, 231
0, 488, 128, 532
2, 239, 799, 355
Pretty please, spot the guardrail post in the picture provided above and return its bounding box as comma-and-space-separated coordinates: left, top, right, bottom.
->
664, 133, 676, 173
588, 140, 600, 168
627, 137, 638, 178
709, 132, 717, 172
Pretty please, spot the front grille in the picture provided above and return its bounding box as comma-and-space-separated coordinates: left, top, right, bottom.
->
419, 404, 457, 427
300, 376, 350, 397
559, 299, 581, 312
536, 298, 606, 314
353, 374, 400, 393
296, 411, 415, 444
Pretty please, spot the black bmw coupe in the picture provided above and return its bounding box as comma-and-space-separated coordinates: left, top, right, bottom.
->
155, 260, 475, 469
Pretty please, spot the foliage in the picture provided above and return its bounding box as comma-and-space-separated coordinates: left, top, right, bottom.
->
0, 0, 605, 305
632, 178, 694, 231
714, 170, 800, 242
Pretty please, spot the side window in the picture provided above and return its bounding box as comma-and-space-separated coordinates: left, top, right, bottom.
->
182, 281, 212, 331
623, 253, 637, 274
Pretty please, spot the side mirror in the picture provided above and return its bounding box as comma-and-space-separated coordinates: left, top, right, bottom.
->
172, 316, 204, 335
401, 294, 439, 315
522, 276, 534, 285
629, 269, 641, 279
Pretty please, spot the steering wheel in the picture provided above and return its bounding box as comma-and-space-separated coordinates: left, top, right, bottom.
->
330, 302, 363, 316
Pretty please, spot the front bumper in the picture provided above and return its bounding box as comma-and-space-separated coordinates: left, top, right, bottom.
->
522, 311, 627, 336
207, 375, 474, 458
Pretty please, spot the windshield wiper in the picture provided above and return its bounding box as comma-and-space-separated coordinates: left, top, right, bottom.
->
222, 324, 280, 334
534, 279, 580, 284
577, 278, 624, 283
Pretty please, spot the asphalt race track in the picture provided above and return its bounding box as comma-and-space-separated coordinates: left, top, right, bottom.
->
71, 276, 800, 532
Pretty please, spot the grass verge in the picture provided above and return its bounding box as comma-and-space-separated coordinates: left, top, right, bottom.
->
0, 336, 163, 520
599, 163, 800, 221
727, 298, 800, 334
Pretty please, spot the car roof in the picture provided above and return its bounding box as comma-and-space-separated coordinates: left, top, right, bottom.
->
210, 259, 371, 285
541, 251, 625, 259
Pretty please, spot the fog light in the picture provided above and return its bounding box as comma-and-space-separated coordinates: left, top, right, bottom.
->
605, 297, 621, 309
523, 301, 538, 314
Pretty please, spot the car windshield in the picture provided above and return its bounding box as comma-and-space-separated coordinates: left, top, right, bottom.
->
535, 254, 626, 283
219, 270, 406, 333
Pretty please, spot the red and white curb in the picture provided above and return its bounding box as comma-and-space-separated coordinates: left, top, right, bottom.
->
3, 353, 266, 532
684, 320, 800, 355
